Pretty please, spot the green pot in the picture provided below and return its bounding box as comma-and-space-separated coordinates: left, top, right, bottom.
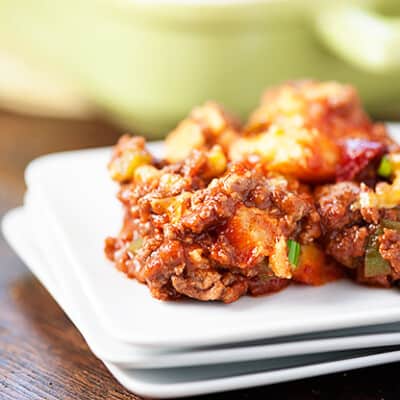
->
1, 0, 400, 137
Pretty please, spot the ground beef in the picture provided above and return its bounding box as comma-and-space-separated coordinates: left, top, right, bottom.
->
325, 226, 369, 268
105, 82, 400, 302
316, 181, 400, 287
105, 147, 323, 303
315, 182, 362, 231
171, 271, 248, 304
379, 229, 400, 273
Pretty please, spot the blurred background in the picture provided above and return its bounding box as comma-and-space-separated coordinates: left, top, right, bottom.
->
2, 0, 400, 207
1, 1, 400, 396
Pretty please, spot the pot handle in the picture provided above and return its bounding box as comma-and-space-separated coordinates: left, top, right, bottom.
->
316, 3, 400, 72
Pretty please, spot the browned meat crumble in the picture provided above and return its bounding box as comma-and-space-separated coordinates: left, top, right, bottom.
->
105, 80, 400, 303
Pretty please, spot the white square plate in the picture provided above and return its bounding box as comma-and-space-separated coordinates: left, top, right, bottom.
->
4, 207, 400, 399
22, 194, 400, 369
104, 347, 400, 399
24, 125, 400, 348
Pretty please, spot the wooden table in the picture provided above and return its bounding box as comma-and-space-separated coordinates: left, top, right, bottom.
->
1, 110, 400, 400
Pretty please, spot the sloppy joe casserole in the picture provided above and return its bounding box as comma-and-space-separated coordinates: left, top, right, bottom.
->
105, 81, 400, 303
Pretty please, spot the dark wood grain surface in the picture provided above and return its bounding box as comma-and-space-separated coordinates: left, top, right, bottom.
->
1, 110, 400, 400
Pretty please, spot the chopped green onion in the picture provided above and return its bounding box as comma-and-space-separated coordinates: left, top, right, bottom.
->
364, 227, 391, 277
287, 239, 301, 268
381, 219, 400, 232
377, 155, 392, 178
365, 248, 391, 277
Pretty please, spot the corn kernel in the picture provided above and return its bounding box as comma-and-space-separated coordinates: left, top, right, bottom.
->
109, 150, 152, 182
204, 146, 227, 179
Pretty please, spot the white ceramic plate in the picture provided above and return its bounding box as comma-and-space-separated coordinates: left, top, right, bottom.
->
23, 125, 400, 348
22, 195, 400, 369
4, 208, 400, 399
104, 347, 400, 399
23, 124, 400, 348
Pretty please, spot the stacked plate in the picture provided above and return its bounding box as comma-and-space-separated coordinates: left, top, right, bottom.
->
4, 125, 400, 398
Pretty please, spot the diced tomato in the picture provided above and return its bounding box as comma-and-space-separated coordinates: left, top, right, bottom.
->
336, 138, 386, 181
292, 245, 345, 286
